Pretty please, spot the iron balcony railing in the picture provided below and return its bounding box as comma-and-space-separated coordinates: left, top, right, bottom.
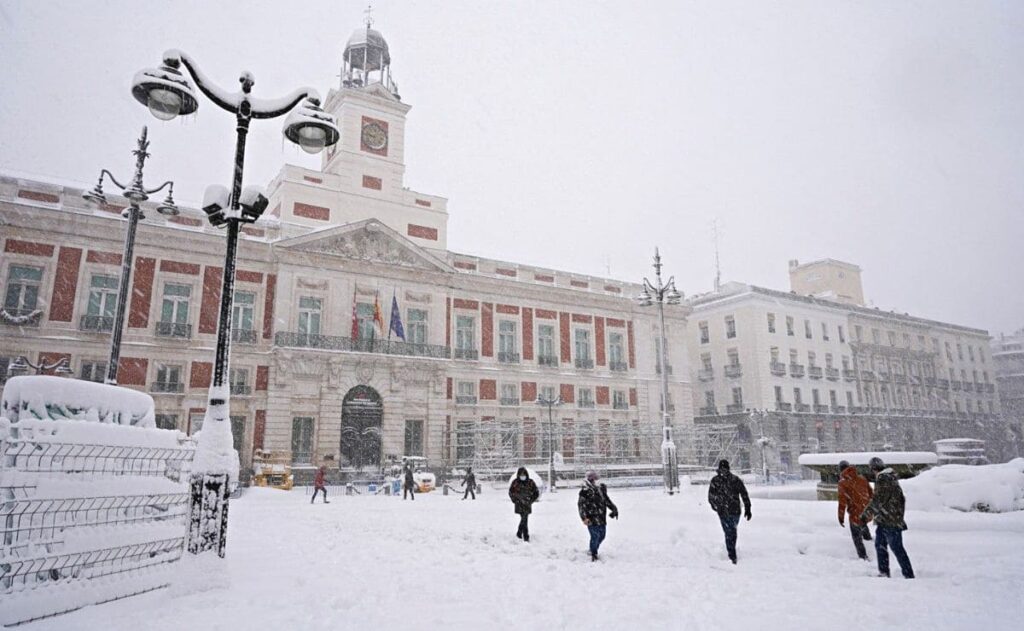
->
770, 361, 787, 376
231, 328, 257, 343
500, 397, 520, 406
831, 405, 847, 414
813, 404, 830, 413
1, 307, 41, 326
698, 406, 718, 416
825, 367, 840, 380
963, 382, 974, 392
789, 364, 805, 378
775, 401, 793, 412
612, 401, 629, 410
794, 403, 810, 413
576, 358, 595, 370
155, 321, 192, 339
80, 314, 114, 332
725, 403, 745, 414
455, 395, 477, 405
151, 381, 184, 393
843, 369, 857, 381
808, 366, 823, 379
698, 368, 715, 381
453, 348, 479, 361
577, 400, 596, 409
230, 384, 252, 395
608, 361, 628, 372
274, 331, 452, 359
498, 351, 520, 364
537, 354, 559, 367
724, 364, 742, 378
950, 381, 962, 391
861, 370, 875, 381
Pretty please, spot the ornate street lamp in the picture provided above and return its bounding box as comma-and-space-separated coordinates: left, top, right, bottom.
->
132, 50, 340, 557
8, 355, 73, 377
635, 247, 683, 494
535, 394, 563, 493
748, 408, 773, 484
82, 126, 178, 385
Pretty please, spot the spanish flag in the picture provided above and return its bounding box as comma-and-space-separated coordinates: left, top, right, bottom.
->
373, 291, 384, 335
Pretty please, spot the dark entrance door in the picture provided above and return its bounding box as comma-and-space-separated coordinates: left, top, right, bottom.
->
341, 385, 383, 469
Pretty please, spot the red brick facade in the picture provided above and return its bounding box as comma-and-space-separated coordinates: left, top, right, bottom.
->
627, 321, 636, 369
190, 361, 213, 389
17, 190, 59, 204
521, 381, 537, 402
360, 116, 389, 156
522, 308, 534, 360
199, 266, 222, 334
253, 410, 266, 451
5, 239, 54, 257
256, 365, 269, 391
118, 357, 148, 386
560, 383, 575, 403
481, 302, 494, 357
595, 317, 606, 366
559, 312, 571, 363
479, 379, 497, 400
596, 386, 610, 405
361, 175, 383, 190
294, 202, 330, 221
159, 260, 200, 275
48, 246, 82, 322
86, 250, 122, 265
262, 274, 276, 339
407, 224, 438, 241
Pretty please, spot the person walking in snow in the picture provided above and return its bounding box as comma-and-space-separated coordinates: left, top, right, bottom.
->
403, 462, 417, 500
837, 460, 872, 560
578, 470, 618, 561
508, 467, 539, 541
860, 457, 915, 579
708, 459, 752, 564
311, 465, 329, 504
461, 466, 477, 500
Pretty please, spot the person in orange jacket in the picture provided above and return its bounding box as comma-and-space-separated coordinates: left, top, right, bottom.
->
311, 465, 329, 504
837, 460, 872, 559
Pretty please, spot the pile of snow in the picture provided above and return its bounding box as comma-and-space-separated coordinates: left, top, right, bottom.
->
905, 458, 1024, 513
189, 386, 240, 482
1, 375, 155, 427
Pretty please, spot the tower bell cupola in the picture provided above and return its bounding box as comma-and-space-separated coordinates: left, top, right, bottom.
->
342, 6, 400, 99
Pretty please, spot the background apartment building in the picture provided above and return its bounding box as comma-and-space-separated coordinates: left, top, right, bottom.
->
686, 259, 1013, 474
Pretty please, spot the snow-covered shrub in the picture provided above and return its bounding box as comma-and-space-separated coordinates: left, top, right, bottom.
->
904, 458, 1024, 513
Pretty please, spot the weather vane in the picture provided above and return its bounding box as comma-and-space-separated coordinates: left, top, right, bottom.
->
364, 3, 374, 28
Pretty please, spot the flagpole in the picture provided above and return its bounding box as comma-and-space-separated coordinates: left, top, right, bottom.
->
388, 288, 395, 343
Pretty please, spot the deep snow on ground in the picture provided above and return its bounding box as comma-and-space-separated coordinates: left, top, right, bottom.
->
30, 483, 1024, 631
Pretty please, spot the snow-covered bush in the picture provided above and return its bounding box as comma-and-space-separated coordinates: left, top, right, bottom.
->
904, 458, 1024, 513
1, 375, 155, 427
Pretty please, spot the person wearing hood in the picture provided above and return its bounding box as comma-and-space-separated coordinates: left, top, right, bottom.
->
837, 460, 873, 560
707, 459, 751, 564
860, 457, 915, 579
508, 467, 539, 541
578, 470, 618, 561
311, 465, 329, 504
461, 466, 477, 500
403, 462, 416, 501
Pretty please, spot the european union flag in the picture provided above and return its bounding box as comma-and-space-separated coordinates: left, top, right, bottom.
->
389, 294, 405, 341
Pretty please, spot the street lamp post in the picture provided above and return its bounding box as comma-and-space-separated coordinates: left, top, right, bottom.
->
535, 394, 562, 493
82, 127, 179, 385
635, 247, 683, 494
749, 408, 772, 484
8, 355, 73, 377
131, 50, 340, 557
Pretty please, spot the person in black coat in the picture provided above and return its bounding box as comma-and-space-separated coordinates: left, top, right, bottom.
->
461, 467, 477, 500
578, 470, 618, 561
508, 467, 539, 541
708, 459, 752, 564
403, 463, 416, 500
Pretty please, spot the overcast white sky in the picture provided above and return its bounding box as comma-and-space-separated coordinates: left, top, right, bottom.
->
1, 1, 1022, 335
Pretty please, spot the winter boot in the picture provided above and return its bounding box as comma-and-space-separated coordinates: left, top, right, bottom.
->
591, 551, 598, 562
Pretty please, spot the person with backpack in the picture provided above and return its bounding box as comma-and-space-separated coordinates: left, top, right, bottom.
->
508, 467, 539, 541
707, 459, 752, 564
311, 465, 329, 504
837, 460, 873, 560
578, 470, 619, 561
461, 466, 477, 500
861, 456, 915, 579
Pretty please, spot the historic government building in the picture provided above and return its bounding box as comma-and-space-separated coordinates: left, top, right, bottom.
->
0, 24, 692, 481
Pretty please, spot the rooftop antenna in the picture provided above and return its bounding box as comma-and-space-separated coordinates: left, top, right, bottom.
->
712, 218, 722, 292
364, 3, 374, 28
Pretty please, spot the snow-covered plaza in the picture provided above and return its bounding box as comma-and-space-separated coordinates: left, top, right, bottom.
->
28, 480, 1024, 631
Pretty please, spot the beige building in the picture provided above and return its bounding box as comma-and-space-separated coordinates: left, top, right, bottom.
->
0, 23, 693, 483
686, 259, 1010, 473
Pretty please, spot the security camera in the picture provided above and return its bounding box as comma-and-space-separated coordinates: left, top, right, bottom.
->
202, 184, 230, 227
239, 185, 268, 223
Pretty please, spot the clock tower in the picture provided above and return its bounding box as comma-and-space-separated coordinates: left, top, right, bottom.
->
269, 18, 448, 251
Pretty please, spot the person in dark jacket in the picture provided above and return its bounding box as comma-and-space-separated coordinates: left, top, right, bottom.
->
403, 463, 416, 501
861, 457, 915, 579
578, 470, 618, 561
707, 459, 752, 564
461, 467, 477, 500
508, 467, 540, 541
837, 460, 872, 559
311, 465, 329, 504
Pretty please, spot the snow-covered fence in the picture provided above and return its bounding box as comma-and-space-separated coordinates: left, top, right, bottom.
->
1, 413, 196, 626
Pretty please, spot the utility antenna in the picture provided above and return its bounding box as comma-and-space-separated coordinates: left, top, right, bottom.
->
712, 218, 722, 291
364, 3, 374, 28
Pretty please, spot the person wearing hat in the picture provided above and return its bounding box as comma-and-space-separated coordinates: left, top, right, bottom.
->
708, 459, 752, 564
837, 460, 873, 560
509, 467, 540, 541
578, 470, 619, 561
860, 456, 915, 579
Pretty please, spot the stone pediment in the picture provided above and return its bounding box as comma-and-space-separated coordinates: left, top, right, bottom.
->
277, 219, 453, 273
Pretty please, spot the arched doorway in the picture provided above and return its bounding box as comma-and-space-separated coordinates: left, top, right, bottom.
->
341, 385, 383, 469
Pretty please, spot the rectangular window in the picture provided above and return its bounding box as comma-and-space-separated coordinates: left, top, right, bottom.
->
540, 384, 557, 401
232, 290, 256, 331
778, 418, 789, 441
838, 325, 845, 343
155, 414, 178, 431
291, 417, 314, 464
407, 308, 428, 345
612, 390, 628, 409
829, 390, 838, 407
500, 382, 519, 405
699, 321, 709, 344
87, 274, 119, 317
825, 353, 834, 369
404, 420, 424, 456
4, 265, 43, 314
577, 387, 595, 408
808, 351, 817, 367
727, 349, 739, 367
821, 322, 829, 341
888, 331, 897, 347
704, 391, 716, 408
498, 320, 518, 358
456, 381, 476, 404
189, 412, 204, 435
812, 389, 821, 405
786, 316, 795, 336
608, 332, 625, 366
804, 320, 812, 339
456, 421, 475, 461
847, 391, 854, 408
872, 329, 881, 344
767, 313, 776, 333
155, 363, 182, 390
230, 415, 245, 454
774, 386, 784, 403
160, 283, 191, 324
537, 324, 556, 361
230, 368, 249, 394
455, 315, 476, 351
731, 387, 743, 406
945, 342, 953, 361
80, 360, 107, 383
793, 388, 803, 405
957, 343, 963, 360
701, 353, 713, 371
574, 328, 591, 362
356, 302, 375, 340
298, 296, 323, 336
725, 316, 736, 339
855, 325, 863, 342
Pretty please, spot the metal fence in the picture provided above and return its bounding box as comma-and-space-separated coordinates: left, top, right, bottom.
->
1, 420, 196, 626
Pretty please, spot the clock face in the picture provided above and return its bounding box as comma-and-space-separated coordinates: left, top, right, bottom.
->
361, 123, 388, 151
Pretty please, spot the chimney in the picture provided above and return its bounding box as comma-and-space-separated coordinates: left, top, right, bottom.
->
788, 259, 800, 271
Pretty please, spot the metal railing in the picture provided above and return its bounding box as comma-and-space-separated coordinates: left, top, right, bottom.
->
843, 369, 857, 381
151, 381, 184, 393
808, 366, 823, 379
813, 404, 829, 413
789, 363, 805, 377
775, 401, 793, 411
608, 361, 628, 372
576, 358, 595, 369
577, 400, 596, 409
825, 367, 840, 380
770, 361, 786, 376
231, 328, 257, 343
497, 352, 520, 364
725, 403, 745, 414
274, 331, 452, 359
155, 321, 192, 338
795, 403, 810, 412
698, 406, 718, 416
455, 395, 478, 405
1, 307, 41, 326
537, 354, 559, 367
724, 364, 742, 378
698, 368, 715, 381
453, 348, 479, 361
230, 384, 252, 395
500, 397, 520, 406
80, 314, 115, 332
